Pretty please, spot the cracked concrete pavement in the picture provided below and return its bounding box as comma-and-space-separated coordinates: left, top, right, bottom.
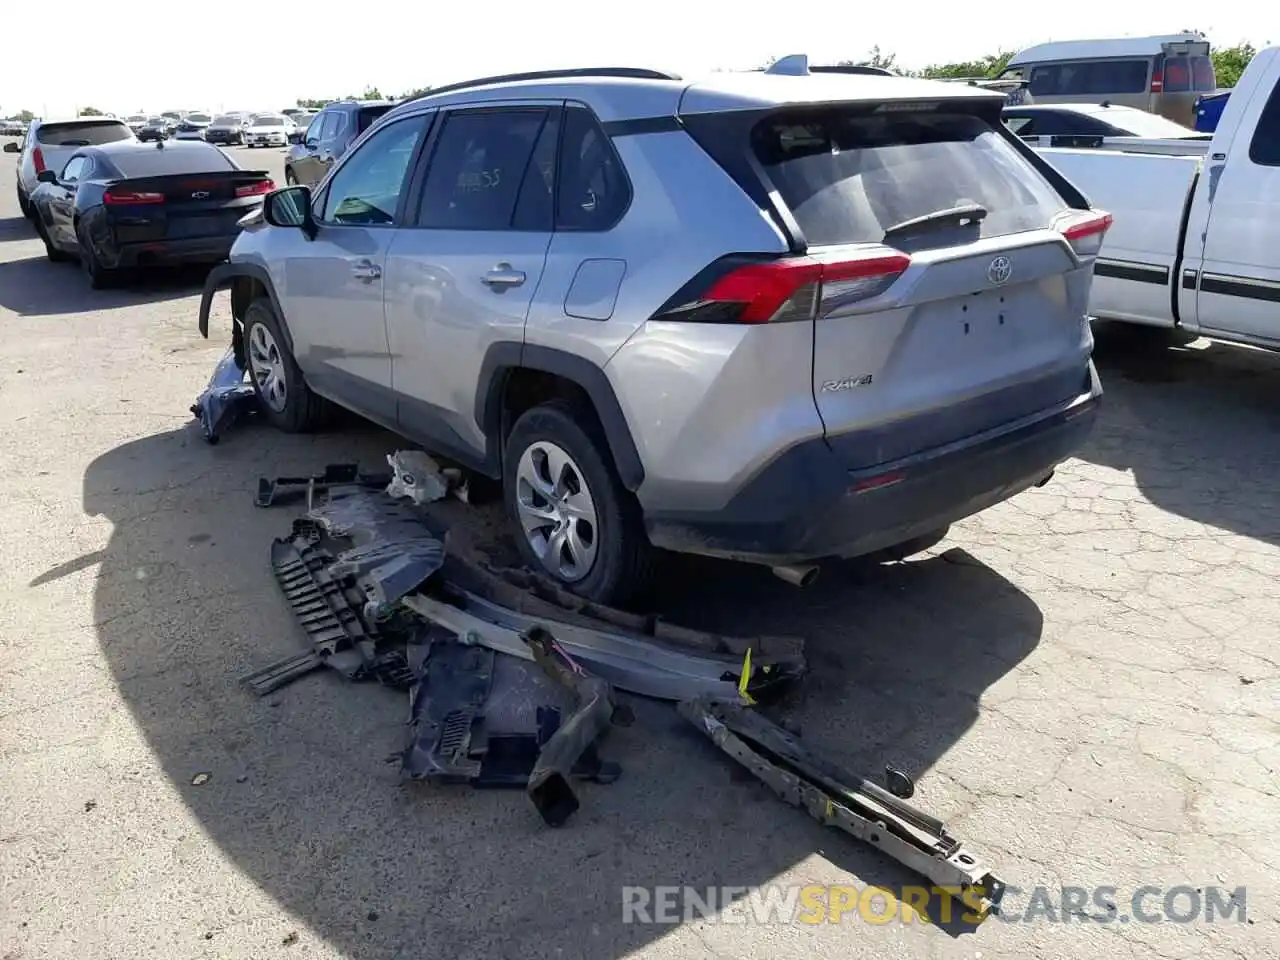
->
1, 143, 1277, 960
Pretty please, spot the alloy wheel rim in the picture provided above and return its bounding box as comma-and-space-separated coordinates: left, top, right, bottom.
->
514, 441, 599, 582
248, 322, 288, 412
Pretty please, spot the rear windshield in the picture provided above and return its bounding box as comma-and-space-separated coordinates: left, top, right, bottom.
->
356, 105, 392, 133
110, 146, 236, 178
1164, 55, 1217, 93
754, 109, 1066, 246
37, 121, 131, 147
186, 113, 212, 123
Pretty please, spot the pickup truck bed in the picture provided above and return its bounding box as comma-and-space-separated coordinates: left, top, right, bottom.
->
1033, 46, 1280, 352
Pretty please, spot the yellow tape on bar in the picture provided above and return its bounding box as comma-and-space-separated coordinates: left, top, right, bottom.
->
738, 647, 756, 705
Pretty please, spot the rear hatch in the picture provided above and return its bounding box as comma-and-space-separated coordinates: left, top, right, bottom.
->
695, 98, 1106, 471
104, 150, 273, 242
33, 119, 132, 176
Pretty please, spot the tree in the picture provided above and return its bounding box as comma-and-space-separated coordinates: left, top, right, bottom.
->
1211, 42, 1258, 89
79, 106, 105, 116
399, 86, 432, 100
918, 50, 1015, 80
296, 97, 332, 109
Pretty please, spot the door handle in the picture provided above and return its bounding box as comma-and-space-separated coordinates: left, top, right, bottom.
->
480, 262, 526, 291
351, 259, 382, 282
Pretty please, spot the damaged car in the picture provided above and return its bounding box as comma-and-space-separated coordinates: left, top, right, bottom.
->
199, 59, 1106, 606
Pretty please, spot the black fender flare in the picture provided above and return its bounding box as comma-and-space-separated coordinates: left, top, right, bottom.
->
477, 342, 645, 491
197, 262, 293, 355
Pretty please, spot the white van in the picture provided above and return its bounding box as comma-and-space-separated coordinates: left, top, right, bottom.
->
998, 34, 1217, 127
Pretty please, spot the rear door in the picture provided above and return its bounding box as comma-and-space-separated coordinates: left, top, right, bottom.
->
383, 103, 556, 462
753, 105, 1095, 469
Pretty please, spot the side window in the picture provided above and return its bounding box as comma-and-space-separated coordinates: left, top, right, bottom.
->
319, 116, 427, 225
556, 106, 631, 231
60, 156, 87, 182
1088, 60, 1150, 95
512, 112, 559, 231
1003, 115, 1035, 136
1249, 82, 1280, 166
416, 109, 547, 230
322, 111, 347, 142
1029, 66, 1059, 97
304, 113, 325, 143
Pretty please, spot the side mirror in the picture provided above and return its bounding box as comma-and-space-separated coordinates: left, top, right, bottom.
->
288, 132, 302, 144
264, 185, 317, 240
2, 142, 19, 154
37, 170, 58, 183
304, 137, 318, 149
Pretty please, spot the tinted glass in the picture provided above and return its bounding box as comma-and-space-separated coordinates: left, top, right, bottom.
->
320, 112, 345, 140
322, 117, 426, 225
187, 113, 212, 124
1191, 56, 1217, 91
111, 146, 236, 177
37, 121, 132, 146
1030, 60, 1149, 96
755, 109, 1066, 246
1003, 115, 1035, 135
213, 115, 239, 124
556, 107, 631, 231
512, 113, 558, 231
357, 105, 392, 133
417, 109, 546, 230
1249, 83, 1280, 166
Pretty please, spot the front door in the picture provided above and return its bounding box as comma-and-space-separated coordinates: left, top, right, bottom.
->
1186, 77, 1280, 344
277, 113, 432, 424
383, 104, 557, 464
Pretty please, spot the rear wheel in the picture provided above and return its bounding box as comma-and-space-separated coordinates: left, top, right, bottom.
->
77, 223, 117, 289
243, 298, 326, 432
284, 167, 297, 186
504, 400, 654, 605
17, 187, 32, 221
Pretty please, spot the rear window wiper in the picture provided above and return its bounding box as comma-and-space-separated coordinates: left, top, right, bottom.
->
883, 203, 988, 241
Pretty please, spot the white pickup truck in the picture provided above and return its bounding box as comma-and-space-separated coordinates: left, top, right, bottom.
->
1033, 46, 1280, 350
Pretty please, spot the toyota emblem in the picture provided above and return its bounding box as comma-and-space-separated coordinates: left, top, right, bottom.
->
987, 256, 1012, 286
191, 190, 210, 200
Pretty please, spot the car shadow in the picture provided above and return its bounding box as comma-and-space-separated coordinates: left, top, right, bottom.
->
75, 420, 1043, 955
0, 256, 209, 317
1086, 323, 1280, 547
0, 214, 32, 242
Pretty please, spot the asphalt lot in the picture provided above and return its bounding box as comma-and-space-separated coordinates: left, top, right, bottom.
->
1, 139, 1278, 960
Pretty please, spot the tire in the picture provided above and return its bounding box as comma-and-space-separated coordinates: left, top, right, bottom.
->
284, 167, 297, 186
17, 187, 32, 221
36, 215, 71, 263
504, 400, 654, 606
242, 297, 326, 432
77, 222, 117, 289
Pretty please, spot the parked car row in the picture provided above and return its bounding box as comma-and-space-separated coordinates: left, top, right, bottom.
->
1, 117, 30, 136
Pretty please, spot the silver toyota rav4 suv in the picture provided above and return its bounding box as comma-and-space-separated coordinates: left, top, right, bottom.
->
199, 61, 1107, 605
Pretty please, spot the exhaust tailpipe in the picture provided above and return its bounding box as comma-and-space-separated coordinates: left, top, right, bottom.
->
772, 564, 819, 588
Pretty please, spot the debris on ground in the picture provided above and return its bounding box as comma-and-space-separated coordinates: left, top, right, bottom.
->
190, 347, 257, 444
239, 458, 998, 895
678, 697, 1007, 916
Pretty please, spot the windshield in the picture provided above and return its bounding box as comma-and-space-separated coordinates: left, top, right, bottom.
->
754, 108, 1065, 246
212, 115, 239, 124
186, 114, 212, 124
36, 121, 132, 147
252, 116, 285, 127
127, 115, 147, 122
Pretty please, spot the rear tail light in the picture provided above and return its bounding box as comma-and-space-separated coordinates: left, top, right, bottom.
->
235, 179, 275, 198
104, 189, 165, 205
1055, 209, 1112, 258
1150, 69, 1163, 93
32, 146, 45, 174
656, 250, 911, 325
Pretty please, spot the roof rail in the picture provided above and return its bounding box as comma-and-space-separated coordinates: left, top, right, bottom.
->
401, 67, 682, 104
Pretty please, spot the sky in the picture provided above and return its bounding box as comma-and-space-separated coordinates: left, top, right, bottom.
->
0, 0, 1268, 118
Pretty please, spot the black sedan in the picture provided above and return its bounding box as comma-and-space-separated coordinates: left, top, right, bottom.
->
29, 139, 274, 288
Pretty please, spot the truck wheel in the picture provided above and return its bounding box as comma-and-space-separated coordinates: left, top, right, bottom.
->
243, 298, 326, 432
504, 400, 654, 606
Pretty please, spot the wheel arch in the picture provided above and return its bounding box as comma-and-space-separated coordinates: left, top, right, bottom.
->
477, 342, 645, 491
197, 262, 295, 356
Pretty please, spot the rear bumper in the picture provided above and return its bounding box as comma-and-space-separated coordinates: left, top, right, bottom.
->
205, 130, 241, 143
644, 365, 1102, 565
111, 235, 236, 268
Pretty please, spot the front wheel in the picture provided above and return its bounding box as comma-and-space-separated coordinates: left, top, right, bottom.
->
242, 298, 326, 432
504, 400, 653, 606
37, 215, 71, 262
284, 167, 297, 186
